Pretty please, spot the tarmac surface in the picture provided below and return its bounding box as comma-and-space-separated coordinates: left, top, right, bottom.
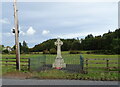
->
1, 78, 119, 85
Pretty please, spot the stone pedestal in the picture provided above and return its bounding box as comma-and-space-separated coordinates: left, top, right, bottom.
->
53, 57, 66, 68
52, 38, 66, 69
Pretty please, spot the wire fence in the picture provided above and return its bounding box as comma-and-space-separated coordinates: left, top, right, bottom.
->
28, 54, 119, 73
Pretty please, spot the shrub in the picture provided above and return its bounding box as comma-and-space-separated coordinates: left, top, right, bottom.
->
10, 50, 16, 54
86, 52, 91, 54
2, 49, 9, 54
69, 50, 81, 54
49, 48, 57, 54
92, 50, 114, 55
43, 50, 50, 54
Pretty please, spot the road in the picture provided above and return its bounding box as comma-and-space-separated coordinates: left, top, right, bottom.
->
1, 78, 119, 85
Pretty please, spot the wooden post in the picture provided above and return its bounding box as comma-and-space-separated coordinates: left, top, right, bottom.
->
106, 59, 109, 70
13, 0, 20, 70
86, 58, 88, 73
28, 58, 30, 71
80, 55, 84, 73
6, 58, 8, 66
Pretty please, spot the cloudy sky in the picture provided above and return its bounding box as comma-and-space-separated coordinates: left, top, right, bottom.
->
1, 2, 118, 47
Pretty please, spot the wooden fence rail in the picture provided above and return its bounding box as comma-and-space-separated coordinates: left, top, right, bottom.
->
85, 58, 119, 73
0, 58, 30, 70
0, 57, 119, 73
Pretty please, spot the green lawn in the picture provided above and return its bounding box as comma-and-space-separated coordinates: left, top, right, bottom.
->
1, 54, 119, 67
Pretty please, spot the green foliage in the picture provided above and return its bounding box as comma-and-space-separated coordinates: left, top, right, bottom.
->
12, 41, 29, 54
43, 50, 50, 54
0, 45, 4, 52
10, 50, 16, 54
69, 50, 81, 54
80, 29, 120, 54
28, 28, 120, 54
92, 50, 114, 55
3, 28, 120, 55
71, 41, 81, 50
2, 49, 9, 54
85, 34, 94, 39
34, 69, 69, 79
31, 39, 77, 52
49, 48, 57, 54
22, 41, 29, 54
111, 39, 120, 54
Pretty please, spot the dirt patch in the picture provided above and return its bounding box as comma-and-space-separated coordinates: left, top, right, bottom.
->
2, 71, 33, 79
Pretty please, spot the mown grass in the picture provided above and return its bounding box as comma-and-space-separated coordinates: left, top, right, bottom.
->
1, 54, 119, 70
1, 54, 119, 66
2, 53, 119, 59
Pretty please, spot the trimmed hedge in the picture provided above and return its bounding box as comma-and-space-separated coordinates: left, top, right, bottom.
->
69, 50, 81, 54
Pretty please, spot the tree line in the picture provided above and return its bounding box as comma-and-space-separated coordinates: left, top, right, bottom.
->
30, 28, 120, 54
1, 41, 29, 54
1, 28, 120, 54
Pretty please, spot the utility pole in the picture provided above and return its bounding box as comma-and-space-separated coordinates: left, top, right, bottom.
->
13, 0, 20, 71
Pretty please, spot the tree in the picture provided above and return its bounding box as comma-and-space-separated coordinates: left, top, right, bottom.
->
29, 28, 120, 54
85, 34, 94, 39
111, 39, 120, 54
19, 42, 22, 54
0, 45, 4, 52
62, 41, 69, 51
23, 41, 27, 47
22, 41, 29, 53
2, 49, 9, 54
49, 48, 57, 54
71, 41, 81, 50
103, 33, 113, 50
12, 43, 23, 54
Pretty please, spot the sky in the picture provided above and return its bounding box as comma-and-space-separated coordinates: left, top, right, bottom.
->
1, 2, 118, 48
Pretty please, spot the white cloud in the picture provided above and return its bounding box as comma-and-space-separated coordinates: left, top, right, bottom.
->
19, 26, 26, 36
42, 30, 50, 35
26, 27, 36, 35
0, 18, 10, 24
3, 32, 12, 37
10, 26, 35, 36
20, 31, 25, 36
51, 32, 105, 39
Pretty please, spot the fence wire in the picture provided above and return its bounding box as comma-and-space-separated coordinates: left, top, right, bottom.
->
29, 54, 119, 73
29, 54, 81, 72
30, 55, 46, 71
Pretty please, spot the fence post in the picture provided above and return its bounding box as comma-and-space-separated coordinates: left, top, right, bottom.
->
86, 58, 88, 73
6, 58, 8, 66
28, 58, 30, 71
80, 55, 84, 73
106, 59, 109, 70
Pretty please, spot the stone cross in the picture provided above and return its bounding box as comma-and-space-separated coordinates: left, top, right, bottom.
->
53, 38, 66, 69
55, 38, 63, 58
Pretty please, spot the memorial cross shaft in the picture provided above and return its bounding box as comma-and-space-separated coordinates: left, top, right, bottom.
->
52, 38, 66, 69
55, 38, 63, 58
